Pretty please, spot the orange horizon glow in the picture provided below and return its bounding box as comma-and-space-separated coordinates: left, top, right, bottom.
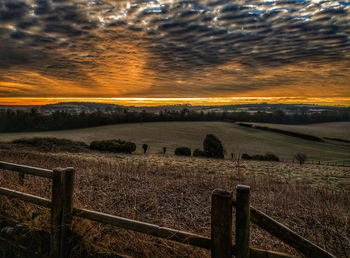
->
1, 1, 350, 106
1, 97, 350, 107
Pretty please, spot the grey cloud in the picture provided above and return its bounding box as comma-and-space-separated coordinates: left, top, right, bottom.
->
0, 1, 31, 22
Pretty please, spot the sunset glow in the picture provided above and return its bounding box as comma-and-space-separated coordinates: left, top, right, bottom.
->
1, 97, 350, 107
1, 0, 349, 105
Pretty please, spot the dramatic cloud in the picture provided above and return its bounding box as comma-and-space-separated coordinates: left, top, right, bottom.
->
0, 0, 349, 101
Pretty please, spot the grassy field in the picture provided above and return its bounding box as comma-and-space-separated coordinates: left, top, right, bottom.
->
0, 146, 348, 257
0, 121, 349, 256
0, 121, 349, 163
248, 121, 350, 140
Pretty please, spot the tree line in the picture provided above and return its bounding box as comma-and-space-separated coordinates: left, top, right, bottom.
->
0, 107, 349, 132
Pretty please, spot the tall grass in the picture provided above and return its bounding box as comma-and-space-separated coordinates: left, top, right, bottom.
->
0, 145, 348, 257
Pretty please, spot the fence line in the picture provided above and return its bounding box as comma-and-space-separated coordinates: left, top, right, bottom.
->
0, 161, 337, 258
249, 207, 335, 258
0, 161, 53, 178
0, 186, 51, 208
73, 207, 211, 249
211, 189, 233, 257
236, 185, 250, 258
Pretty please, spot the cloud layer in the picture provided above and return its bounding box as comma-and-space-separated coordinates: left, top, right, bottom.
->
0, 0, 349, 99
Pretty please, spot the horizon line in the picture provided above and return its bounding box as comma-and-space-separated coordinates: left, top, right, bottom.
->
0, 97, 350, 107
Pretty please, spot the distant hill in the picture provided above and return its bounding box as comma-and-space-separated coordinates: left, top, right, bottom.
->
39, 102, 126, 112
0, 102, 346, 115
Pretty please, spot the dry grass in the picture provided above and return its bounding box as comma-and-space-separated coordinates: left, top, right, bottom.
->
0, 145, 349, 257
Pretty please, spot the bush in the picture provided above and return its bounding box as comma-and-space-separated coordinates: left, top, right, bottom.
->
203, 134, 224, 159
237, 122, 253, 128
193, 148, 206, 157
90, 139, 136, 154
294, 153, 307, 165
252, 154, 266, 161
12, 137, 88, 152
174, 147, 191, 156
265, 152, 280, 162
241, 152, 279, 162
241, 153, 251, 160
123, 142, 137, 153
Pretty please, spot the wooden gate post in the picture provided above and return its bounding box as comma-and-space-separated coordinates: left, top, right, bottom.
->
50, 168, 65, 258
211, 189, 233, 258
236, 185, 251, 258
50, 167, 75, 258
62, 167, 75, 257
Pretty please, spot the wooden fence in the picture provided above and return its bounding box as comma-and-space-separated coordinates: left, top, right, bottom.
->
0, 161, 337, 258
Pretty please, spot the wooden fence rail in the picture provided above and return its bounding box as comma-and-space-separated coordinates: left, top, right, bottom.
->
73, 207, 211, 249
0, 161, 337, 258
0, 186, 51, 208
249, 207, 336, 258
0, 161, 53, 178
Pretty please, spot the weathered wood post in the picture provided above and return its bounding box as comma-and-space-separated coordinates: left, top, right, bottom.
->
62, 167, 75, 257
211, 189, 233, 258
236, 185, 250, 258
50, 168, 65, 258
18, 173, 24, 185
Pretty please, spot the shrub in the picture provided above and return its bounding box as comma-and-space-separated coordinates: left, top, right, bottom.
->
90, 139, 136, 154
241, 152, 279, 162
122, 142, 136, 153
203, 134, 224, 159
294, 153, 307, 165
142, 144, 148, 154
12, 137, 88, 152
253, 125, 323, 142
241, 153, 251, 160
237, 122, 253, 128
193, 148, 206, 157
252, 154, 266, 161
174, 147, 191, 156
90, 140, 113, 151
265, 152, 280, 162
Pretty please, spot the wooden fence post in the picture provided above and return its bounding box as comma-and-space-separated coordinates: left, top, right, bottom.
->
211, 189, 233, 258
62, 167, 75, 257
236, 185, 250, 258
50, 168, 65, 258
18, 173, 24, 185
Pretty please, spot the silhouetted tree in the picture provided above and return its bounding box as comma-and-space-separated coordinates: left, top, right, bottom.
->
142, 144, 148, 154
203, 134, 224, 159
294, 153, 307, 165
0, 107, 349, 133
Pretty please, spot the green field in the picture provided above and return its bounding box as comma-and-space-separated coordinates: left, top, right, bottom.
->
0, 121, 349, 162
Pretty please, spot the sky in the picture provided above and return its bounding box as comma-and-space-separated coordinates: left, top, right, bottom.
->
0, 0, 350, 106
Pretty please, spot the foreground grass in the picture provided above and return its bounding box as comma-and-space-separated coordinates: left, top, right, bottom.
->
0, 146, 349, 257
